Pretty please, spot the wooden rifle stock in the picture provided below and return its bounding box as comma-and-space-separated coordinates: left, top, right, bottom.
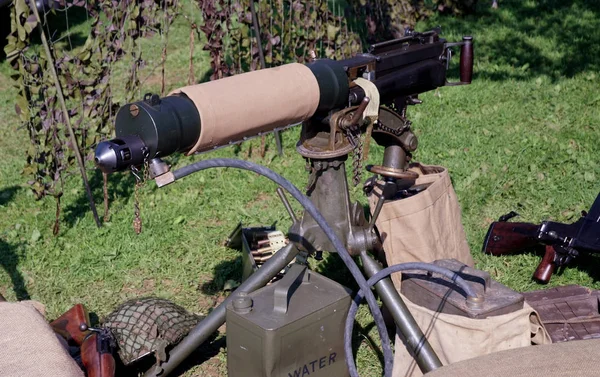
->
50, 304, 116, 377
532, 245, 557, 284
81, 331, 116, 377
50, 303, 90, 346
483, 221, 539, 256
484, 193, 600, 284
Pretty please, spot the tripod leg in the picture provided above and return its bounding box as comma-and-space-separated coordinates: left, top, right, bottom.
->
145, 243, 300, 377
360, 252, 442, 374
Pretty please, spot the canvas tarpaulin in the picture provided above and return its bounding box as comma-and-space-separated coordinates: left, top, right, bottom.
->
0, 301, 84, 377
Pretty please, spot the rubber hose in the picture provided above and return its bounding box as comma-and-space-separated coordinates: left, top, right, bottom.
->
173, 158, 394, 377
344, 262, 479, 377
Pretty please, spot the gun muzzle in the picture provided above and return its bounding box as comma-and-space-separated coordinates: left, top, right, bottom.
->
94, 94, 201, 173
95, 60, 349, 173
95, 135, 147, 174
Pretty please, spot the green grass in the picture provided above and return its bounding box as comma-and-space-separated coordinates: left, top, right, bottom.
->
1, 0, 600, 376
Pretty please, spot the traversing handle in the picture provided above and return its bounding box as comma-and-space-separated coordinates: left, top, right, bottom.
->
445, 36, 474, 86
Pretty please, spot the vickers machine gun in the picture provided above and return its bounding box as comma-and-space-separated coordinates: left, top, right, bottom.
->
95, 28, 475, 377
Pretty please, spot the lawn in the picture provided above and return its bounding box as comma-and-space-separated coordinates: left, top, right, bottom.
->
0, 0, 599, 376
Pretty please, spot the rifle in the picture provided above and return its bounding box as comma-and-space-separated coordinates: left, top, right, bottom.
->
80, 328, 117, 377
483, 193, 600, 283
51, 304, 116, 377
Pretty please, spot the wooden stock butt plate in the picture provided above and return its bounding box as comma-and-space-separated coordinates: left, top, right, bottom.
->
50, 303, 90, 346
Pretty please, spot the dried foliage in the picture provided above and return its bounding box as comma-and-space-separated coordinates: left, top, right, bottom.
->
351, 0, 478, 42
4, 0, 178, 223
198, 1, 232, 80
198, 0, 477, 79
198, 0, 364, 80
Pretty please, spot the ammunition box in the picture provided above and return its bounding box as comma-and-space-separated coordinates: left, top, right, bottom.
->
226, 265, 351, 377
401, 259, 524, 318
523, 285, 600, 342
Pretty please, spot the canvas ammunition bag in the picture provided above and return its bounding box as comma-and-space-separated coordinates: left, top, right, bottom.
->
393, 294, 552, 377
368, 163, 474, 288
367, 163, 552, 376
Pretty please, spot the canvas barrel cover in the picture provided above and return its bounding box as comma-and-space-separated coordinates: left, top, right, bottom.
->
170, 63, 320, 154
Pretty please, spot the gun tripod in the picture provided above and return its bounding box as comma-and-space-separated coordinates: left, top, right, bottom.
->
140, 103, 447, 377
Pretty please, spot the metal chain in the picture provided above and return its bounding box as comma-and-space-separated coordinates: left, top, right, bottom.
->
143, 157, 150, 182
352, 130, 363, 186
374, 118, 411, 136
132, 171, 143, 235
102, 172, 110, 222
305, 160, 318, 192
131, 157, 149, 235
338, 120, 364, 187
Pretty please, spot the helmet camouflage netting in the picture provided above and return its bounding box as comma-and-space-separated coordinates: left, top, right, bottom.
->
102, 297, 203, 365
